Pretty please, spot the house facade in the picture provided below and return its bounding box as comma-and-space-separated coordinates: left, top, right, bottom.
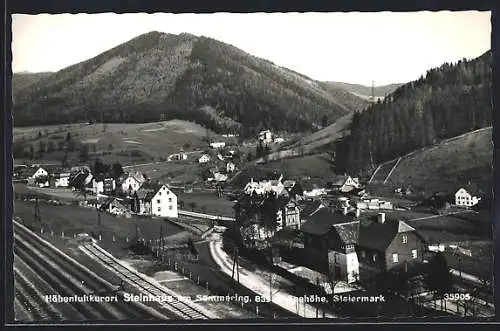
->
32, 167, 48, 179
198, 154, 211, 164
226, 161, 236, 173
101, 198, 131, 217
301, 208, 360, 283
121, 173, 145, 194
259, 130, 273, 144
455, 188, 481, 207
210, 142, 226, 149
357, 213, 424, 274
136, 183, 178, 218
54, 173, 71, 187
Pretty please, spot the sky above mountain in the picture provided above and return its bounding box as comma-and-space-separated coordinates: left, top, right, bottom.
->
12, 11, 491, 86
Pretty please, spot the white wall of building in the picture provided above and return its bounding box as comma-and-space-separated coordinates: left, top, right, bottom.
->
122, 177, 141, 193
151, 185, 178, 218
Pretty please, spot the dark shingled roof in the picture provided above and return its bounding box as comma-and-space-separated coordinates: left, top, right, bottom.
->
334, 222, 360, 244
358, 216, 415, 252
301, 208, 356, 235
300, 200, 324, 218
137, 182, 165, 201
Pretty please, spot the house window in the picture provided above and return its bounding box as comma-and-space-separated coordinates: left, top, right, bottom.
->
392, 253, 399, 263
402, 234, 408, 244
169, 205, 173, 210
412, 249, 418, 259
157, 207, 161, 212
158, 192, 161, 196
168, 198, 172, 202
157, 199, 161, 204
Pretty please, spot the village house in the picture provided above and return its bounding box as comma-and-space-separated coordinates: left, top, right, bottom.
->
328, 175, 362, 193
226, 161, 236, 173
210, 142, 226, 149
234, 193, 301, 249
167, 151, 187, 161
100, 197, 131, 218
31, 166, 49, 179
92, 176, 117, 195
243, 174, 285, 196
300, 208, 360, 283
121, 171, 146, 195
273, 137, 285, 144
198, 154, 211, 164
356, 199, 393, 211
54, 172, 71, 187
211, 172, 228, 182
455, 187, 482, 207
300, 179, 327, 198
357, 213, 425, 275
133, 182, 178, 218
259, 130, 273, 144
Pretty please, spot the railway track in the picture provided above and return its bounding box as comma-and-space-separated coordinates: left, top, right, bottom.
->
81, 243, 214, 320
13, 220, 170, 321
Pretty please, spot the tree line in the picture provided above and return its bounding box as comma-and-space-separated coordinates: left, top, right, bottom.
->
334, 51, 492, 175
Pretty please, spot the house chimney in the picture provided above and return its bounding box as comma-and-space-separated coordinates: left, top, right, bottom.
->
377, 212, 386, 224
342, 206, 348, 215
355, 208, 361, 218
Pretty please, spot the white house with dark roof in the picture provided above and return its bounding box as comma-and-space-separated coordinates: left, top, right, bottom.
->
135, 182, 178, 218
455, 187, 481, 207
198, 154, 211, 164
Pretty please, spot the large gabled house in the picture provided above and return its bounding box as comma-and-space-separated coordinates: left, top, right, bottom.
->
357, 213, 425, 274
301, 208, 360, 283
455, 186, 482, 207
133, 182, 178, 218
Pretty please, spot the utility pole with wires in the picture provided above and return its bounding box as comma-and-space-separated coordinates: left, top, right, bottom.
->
231, 222, 240, 284
34, 196, 42, 229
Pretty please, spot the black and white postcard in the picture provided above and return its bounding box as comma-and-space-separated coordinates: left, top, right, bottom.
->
9, 11, 495, 323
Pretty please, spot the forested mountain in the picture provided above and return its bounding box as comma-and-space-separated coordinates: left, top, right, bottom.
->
335, 50, 492, 175
12, 72, 53, 95
321, 81, 403, 100
12, 31, 364, 136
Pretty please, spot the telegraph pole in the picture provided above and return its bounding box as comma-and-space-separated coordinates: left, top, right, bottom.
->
231, 221, 240, 283
96, 204, 102, 240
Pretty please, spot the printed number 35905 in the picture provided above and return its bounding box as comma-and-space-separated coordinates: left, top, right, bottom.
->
444, 293, 471, 301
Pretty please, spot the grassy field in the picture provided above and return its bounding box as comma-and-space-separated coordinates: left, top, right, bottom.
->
241, 153, 337, 182
13, 120, 225, 166
382, 127, 492, 196
124, 161, 202, 183
14, 200, 186, 244
176, 191, 235, 218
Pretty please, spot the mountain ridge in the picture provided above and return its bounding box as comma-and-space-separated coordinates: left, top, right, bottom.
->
12, 31, 367, 136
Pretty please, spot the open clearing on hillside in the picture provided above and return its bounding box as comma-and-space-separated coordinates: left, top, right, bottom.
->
13, 120, 222, 166
249, 153, 336, 180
